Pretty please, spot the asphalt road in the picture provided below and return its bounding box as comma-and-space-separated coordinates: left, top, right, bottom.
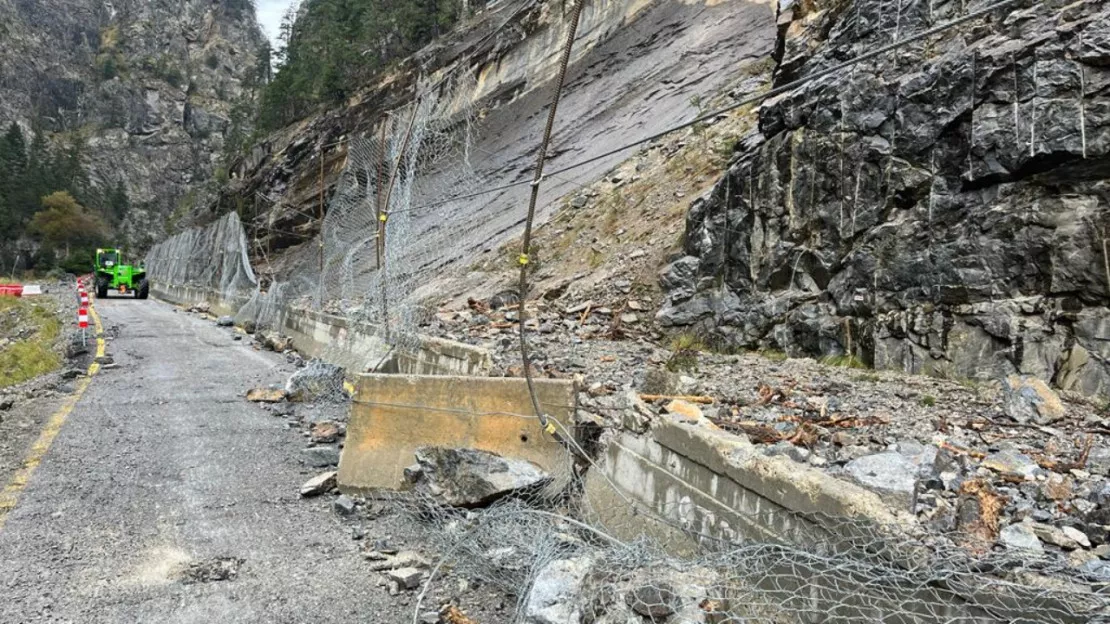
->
0, 298, 401, 623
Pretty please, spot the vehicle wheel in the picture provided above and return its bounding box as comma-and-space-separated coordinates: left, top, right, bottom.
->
137, 280, 150, 300
96, 282, 109, 299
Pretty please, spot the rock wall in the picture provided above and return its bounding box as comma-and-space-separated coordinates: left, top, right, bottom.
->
0, 0, 265, 243
661, 0, 1110, 396
214, 0, 777, 264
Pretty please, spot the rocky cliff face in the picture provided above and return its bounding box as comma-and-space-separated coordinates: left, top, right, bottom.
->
0, 0, 265, 244
661, 0, 1110, 396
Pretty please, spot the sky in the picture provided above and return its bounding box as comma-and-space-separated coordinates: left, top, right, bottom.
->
255, 0, 299, 48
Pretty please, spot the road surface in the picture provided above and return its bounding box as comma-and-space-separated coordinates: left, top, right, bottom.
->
0, 297, 396, 623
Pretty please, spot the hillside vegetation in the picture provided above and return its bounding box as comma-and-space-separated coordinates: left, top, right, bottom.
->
255, 0, 469, 131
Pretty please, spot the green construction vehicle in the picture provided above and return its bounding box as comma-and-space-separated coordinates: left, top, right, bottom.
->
94, 248, 149, 299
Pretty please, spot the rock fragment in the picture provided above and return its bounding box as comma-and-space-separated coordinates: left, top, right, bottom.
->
310, 420, 343, 443
523, 557, 595, 624
844, 452, 919, 510
333, 494, 356, 515
300, 471, 337, 497
302, 446, 340, 468
403, 447, 550, 507
999, 522, 1044, 552
1001, 375, 1066, 425
246, 387, 286, 403
981, 450, 1039, 480
286, 359, 346, 403
386, 567, 425, 590
216, 316, 234, 327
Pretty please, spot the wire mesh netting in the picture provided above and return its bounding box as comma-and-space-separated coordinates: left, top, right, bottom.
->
145, 73, 486, 355
373, 421, 1110, 624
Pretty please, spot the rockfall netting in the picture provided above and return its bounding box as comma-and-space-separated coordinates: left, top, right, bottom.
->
144, 211, 257, 306
376, 428, 1110, 624
144, 74, 485, 358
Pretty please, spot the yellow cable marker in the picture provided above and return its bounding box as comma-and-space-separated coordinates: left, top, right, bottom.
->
0, 301, 105, 531
518, 254, 529, 266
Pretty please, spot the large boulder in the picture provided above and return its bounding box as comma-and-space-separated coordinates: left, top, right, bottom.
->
286, 360, 347, 403
844, 452, 919, 511
403, 447, 551, 507
523, 557, 596, 624
1001, 375, 1066, 425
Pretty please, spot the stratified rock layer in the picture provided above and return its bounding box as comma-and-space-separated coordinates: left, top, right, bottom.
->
662, 0, 1110, 396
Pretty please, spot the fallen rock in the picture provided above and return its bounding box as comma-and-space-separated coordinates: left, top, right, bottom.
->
1032, 523, 1091, 550
258, 330, 293, 352
0, 397, 13, 411
334, 494, 357, 515
188, 302, 211, 314
625, 584, 681, 619
365, 550, 430, 571
1001, 375, 1066, 425
999, 522, 1044, 553
269, 402, 295, 417
246, 387, 286, 403
216, 316, 234, 327
286, 360, 346, 403
981, 450, 1040, 480
61, 369, 84, 380
1041, 474, 1074, 502
404, 447, 551, 507
664, 399, 703, 422
386, 567, 425, 590
523, 557, 595, 624
310, 420, 343, 443
300, 471, 337, 497
844, 452, 918, 510
302, 446, 340, 468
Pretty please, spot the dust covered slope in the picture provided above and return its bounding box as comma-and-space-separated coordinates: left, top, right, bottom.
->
218, 0, 777, 272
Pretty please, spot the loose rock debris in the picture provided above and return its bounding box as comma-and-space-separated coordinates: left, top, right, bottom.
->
180, 557, 244, 584
300, 471, 337, 497
404, 447, 551, 507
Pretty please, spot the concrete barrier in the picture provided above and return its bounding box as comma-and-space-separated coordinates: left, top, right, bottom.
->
583, 415, 1084, 623
338, 374, 576, 493
151, 283, 491, 376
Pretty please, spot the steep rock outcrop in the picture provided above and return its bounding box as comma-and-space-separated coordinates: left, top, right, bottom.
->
661, 0, 1110, 395
0, 0, 264, 243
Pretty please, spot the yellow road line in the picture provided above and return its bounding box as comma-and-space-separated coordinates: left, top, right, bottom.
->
0, 302, 105, 531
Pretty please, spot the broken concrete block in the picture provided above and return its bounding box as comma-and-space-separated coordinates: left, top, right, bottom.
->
404, 447, 551, 507
300, 471, 337, 497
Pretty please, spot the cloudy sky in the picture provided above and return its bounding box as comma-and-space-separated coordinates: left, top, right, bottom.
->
255, 0, 299, 47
